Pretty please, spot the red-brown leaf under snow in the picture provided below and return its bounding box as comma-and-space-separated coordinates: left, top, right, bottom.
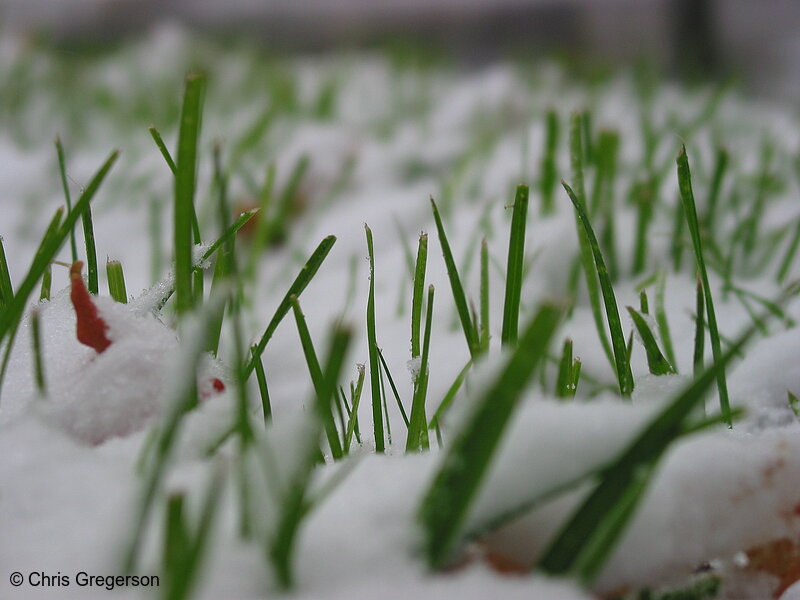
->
70, 261, 112, 353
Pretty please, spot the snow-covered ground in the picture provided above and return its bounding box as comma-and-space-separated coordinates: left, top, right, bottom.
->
1, 26, 800, 600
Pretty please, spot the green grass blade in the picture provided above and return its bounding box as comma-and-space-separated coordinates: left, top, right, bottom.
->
39, 264, 51, 302
538, 319, 758, 583
377, 347, 409, 428
344, 364, 365, 451
365, 224, 385, 453
540, 109, 559, 215
670, 197, 686, 271
247, 162, 276, 279
789, 390, 799, 418
252, 346, 272, 424
655, 271, 677, 369
501, 185, 529, 347
268, 154, 309, 244
31, 307, 46, 394
431, 198, 479, 358
0, 149, 118, 346
428, 358, 473, 431
704, 146, 728, 231
693, 277, 706, 377
81, 204, 99, 295
555, 338, 574, 397
627, 307, 675, 375
0, 238, 12, 308
631, 178, 655, 276
291, 295, 343, 459
479, 238, 490, 353
419, 303, 561, 569
564, 181, 633, 397
777, 219, 800, 284
54, 137, 78, 263
106, 259, 127, 303
148, 126, 177, 175
411, 233, 428, 359
174, 73, 206, 315
407, 285, 434, 452
677, 146, 730, 425
244, 235, 336, 377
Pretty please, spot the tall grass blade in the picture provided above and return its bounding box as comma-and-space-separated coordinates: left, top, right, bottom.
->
407, 285, 434, 452
174, 73, 206, 315
693, 277, 706, 377
148, 126, 177, 174
419, 303, 561, 569
777, 219, 800, 284
501, 185, 529, 347
54, 137, 78, 262
540, 109, 559, 215
377, 347, 409, 428
430, 198, 479, 358
411, 233, 428, 359
479, 238, 490, 353
677, 146, 730, 425
364, 224, 385, 452
563, 181, 633, 397
81, 204, 99, 295
244, 235, 336, 377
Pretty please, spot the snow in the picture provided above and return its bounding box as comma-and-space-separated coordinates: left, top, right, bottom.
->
1, 24, 800, 600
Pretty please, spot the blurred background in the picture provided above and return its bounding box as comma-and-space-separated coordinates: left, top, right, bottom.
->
2, 0, 800, 98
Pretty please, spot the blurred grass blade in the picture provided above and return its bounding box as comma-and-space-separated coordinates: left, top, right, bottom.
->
344, 364, 365, 452
555, 338, 576, 397
627, 307, 675, 375
377, 347, 409, 428
540, 109, 559, 215
431, 197, 479, 358
704, 146, 728, 230
501, 185, 529, 347
479, 238, 490, 353
655, 271, 677, 369
244, 235, 336, 377
407, 285, 434, 452
693, 277, 706, 377
31, 308, 46, 394
428, 358, 473, 431
148, 126, 177, 174
564, 181, 633, 397
777, 218, 800, 284
174, 73, 206, 315
54, 137, 78, 262
538, 319, 759, 583
789, 391, 799, 418
419, 303, 561, 569
0, 238, 12, 308
365, 224, 385, 453
106, 259, 127, 303
677, 146, 730, 425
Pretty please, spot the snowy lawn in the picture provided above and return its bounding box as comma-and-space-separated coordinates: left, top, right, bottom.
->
1, 27, 800, 600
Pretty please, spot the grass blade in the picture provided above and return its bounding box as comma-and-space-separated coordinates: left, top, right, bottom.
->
106, 259, 127, 303
54, 136, 78, 263
344, 364, 365, 452
0, 238, 12, 308
411, 233, 428, 359
365, 224, 385, 452
291, 295, 343, 459
655, 271, 677, 369
431, 198, 479, 358
39, 264, 51, 302
244, 235, 336, 377
703, 146, 728, 231
693, 277, 706, 377
677, 146, 730, 425
627, 307, 675, 375
538, 319, 759, 582
174, 73, 206, 315
81, 203, 99, 295
479, 238, 490, 353
501, 185, 529, 347
406, 285, 434, 452
777, 218, 800, 284
148, 126, 177, 175
419, 303, 561, 569
252, 346, 272, 424
377, 347, 409, 428
563, 181, 634, 397
31, 307, 46, 394
428, 358, 473, 431
540, 109, 559, 215
555, 338, 575, 398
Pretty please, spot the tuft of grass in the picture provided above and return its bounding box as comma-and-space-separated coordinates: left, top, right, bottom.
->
54, 137, 78, 263
364, 224, 385, 453
106, 259, 127, 303
406, 285, 434, 452
538, 319, 759, 583
677, 146, 730, 426
418, 303, 561, 569
627, 307, 675, 375
431, 197, 479, 358
501, 184, 529, 347
563, 180, 634, 397
174, 73, 206, 315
